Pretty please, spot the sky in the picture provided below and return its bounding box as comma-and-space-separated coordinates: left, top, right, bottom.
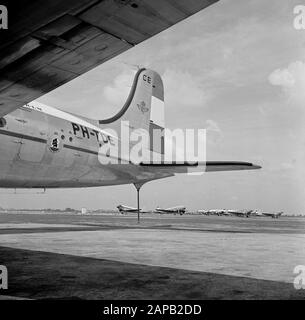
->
1, 0, 305, 214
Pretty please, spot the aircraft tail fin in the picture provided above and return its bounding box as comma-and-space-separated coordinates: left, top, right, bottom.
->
99, 68, 165, 155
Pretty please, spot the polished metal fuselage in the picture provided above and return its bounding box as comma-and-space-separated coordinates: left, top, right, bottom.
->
0, 106, 166, 188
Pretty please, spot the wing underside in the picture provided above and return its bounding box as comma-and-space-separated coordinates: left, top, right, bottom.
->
0, 0, 219, 117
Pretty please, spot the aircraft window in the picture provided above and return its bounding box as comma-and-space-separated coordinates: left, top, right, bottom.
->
69, 137, 73, 142
61, 135, 65, 140
0, 118, 6, 127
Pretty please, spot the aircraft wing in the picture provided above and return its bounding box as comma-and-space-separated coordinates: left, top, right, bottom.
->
0, 0, 219, 117
140, 161, 261, 173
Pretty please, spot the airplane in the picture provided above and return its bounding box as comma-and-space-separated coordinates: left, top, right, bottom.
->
251, 210, 283, 218
0, 68, 261, 223
197, 210, 211, 216
262, 211, 283, 219
250, 210, 264, 217
155, 206, 186, 215
117, 205, 141, 214
211, 209, 229, 216
0, 0, 261, 223
227, 209, 253, 218
198, 209, 230, 216
263, 211, 283, 219
218, 210, 231, 216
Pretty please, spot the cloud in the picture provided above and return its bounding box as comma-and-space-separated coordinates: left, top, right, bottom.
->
103, 69, 136, 106
152, 10, 301, 89
102, 67, 209, 115
269, 69, 295, 87
268, 61, 305, 106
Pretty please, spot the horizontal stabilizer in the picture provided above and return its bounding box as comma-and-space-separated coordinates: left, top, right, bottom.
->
140, 161, 261, 173
140, 161, 199, 167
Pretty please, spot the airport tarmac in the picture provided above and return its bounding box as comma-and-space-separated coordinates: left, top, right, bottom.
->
0, 213, 304, 299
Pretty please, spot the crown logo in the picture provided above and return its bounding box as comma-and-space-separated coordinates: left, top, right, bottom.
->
137, 101, 149, 113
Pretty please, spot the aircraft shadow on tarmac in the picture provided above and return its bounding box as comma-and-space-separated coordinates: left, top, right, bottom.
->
1, 246, 304, 300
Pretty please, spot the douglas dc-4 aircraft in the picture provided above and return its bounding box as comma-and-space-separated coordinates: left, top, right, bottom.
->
0, 0, 261, 221
155, 206, 186, 215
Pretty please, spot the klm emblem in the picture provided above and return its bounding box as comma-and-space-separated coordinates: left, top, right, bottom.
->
49, 138, 60, 152
137, 101, 149, 114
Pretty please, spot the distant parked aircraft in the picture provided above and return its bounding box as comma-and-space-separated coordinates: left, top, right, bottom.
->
155, 206, 186, 215
262, 211, 283, 219
251, 210, 283, 218
227, 209, 253, 218
250, 210, 263, 217
250, 210, 264, 217
198, 209, 229, 216
117, 205, 141, 214
197, 210, 211, 215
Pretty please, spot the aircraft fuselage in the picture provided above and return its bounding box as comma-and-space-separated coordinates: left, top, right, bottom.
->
0, 103, 160, 188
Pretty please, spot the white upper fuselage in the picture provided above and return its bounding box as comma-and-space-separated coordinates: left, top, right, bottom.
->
0, 102, 167, 188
